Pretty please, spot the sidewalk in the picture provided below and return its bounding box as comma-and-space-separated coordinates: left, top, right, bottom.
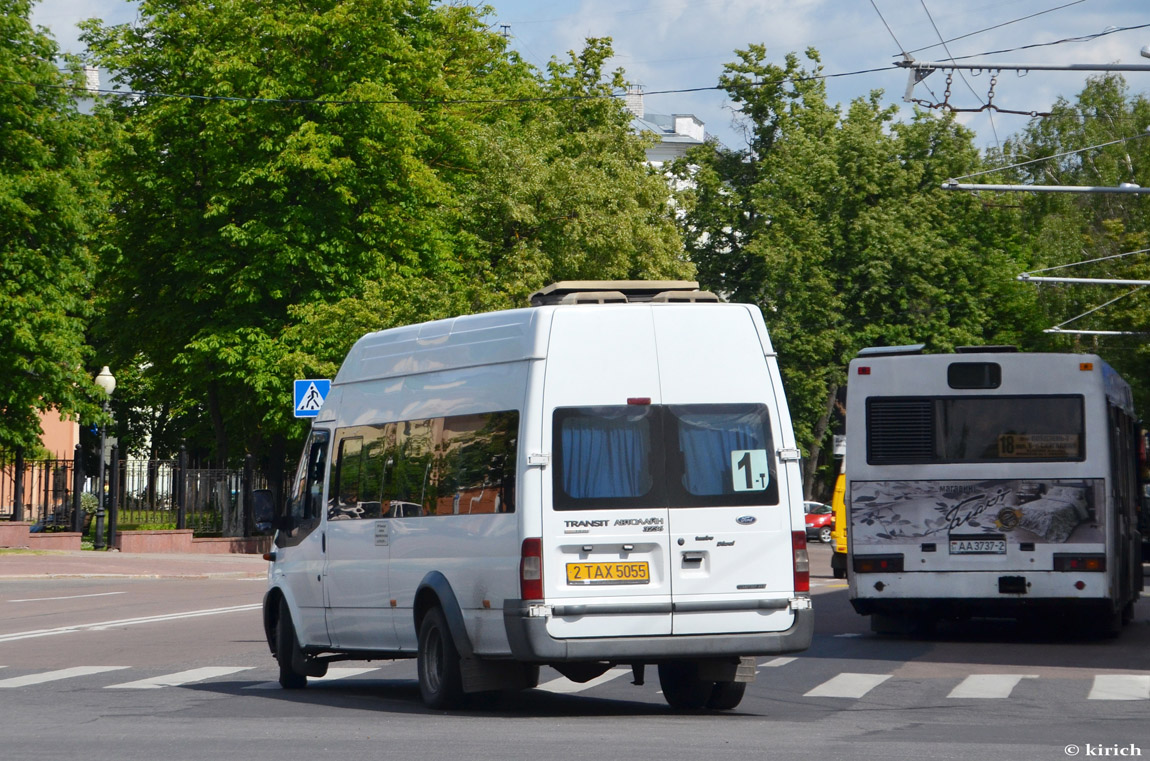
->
0, 549, 268, 579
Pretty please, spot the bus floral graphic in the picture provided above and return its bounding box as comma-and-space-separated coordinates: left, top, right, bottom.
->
850, 479, 1102, 545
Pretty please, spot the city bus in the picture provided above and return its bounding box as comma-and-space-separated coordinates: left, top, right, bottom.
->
845, 345, 1143, 635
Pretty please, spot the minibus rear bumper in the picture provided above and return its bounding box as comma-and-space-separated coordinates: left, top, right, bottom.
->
502, 601, 813, 661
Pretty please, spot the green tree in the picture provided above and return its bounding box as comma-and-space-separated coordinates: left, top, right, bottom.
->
1000, 75, 1150, 412
0, 0, 105, 455
82, 1, 687, 474
673, 46, 1040, 496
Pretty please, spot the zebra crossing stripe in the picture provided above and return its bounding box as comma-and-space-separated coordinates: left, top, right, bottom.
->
0, 666, 129, 688
759, 657, 796, 668
804, 672, 891, 698
106, 666, 253, 689
537, 668, 630, 694
948, 674, 1037, 699
1088, 675, 1150, 701
244, 667, 382, 690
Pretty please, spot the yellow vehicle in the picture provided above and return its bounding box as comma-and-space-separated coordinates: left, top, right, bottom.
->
830, 472, 847, 579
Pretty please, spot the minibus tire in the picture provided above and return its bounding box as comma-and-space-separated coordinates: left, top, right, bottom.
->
657, 661, 710, 710
276, 598, 307, 690
706, 680, 746, 710
418, 607, 465, 709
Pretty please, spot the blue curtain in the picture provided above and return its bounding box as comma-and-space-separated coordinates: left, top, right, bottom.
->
561, 414, 652, 499
677, 411, 766, 496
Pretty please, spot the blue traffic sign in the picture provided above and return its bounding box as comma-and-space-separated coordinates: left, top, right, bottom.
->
293, 379, 331, 418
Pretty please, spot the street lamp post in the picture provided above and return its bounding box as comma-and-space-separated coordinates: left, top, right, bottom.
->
94, 366, 116, 550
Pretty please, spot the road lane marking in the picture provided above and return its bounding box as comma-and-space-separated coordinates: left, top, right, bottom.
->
948, 674, 1037, 699
1088, 675, 1150, 700
759, 657, 796, 668
107, 666, 253, 689
244, 667, 382, 690
0, 603, 261, 643
0, 666, 130, 688
9, 592, 128, 603
537, 668, 630, 694
804, 673, 891, 698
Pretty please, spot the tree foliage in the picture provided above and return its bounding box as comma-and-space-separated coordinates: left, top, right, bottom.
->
81, 1, 687, 466
1000, 75, 1150, 411
672, 47, 1043, 495
0, 0, 105, 455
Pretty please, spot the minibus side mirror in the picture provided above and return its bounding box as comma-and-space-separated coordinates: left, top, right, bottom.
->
252, 489, 278, 534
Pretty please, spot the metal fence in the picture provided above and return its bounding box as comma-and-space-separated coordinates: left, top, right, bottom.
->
0, 457, 81, 530
2, 448, 274, 541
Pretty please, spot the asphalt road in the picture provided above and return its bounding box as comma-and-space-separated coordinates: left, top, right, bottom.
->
1, 544, 1148, 761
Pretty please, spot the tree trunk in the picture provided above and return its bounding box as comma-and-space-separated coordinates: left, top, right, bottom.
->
802, 382, 840, 500
207, 381, 229, 464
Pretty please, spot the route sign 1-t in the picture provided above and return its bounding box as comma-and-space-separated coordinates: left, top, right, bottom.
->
293, 379, 331, 418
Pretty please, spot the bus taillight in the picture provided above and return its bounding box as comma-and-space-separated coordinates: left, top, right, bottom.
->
853, 554, 904, 574
1053, 554, 1106, 572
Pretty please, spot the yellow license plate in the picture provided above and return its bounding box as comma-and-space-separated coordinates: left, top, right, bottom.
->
566, 561, 650, 585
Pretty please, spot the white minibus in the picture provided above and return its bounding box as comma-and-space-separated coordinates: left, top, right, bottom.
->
846, 345, 1143, 635
263, 281, 813, 709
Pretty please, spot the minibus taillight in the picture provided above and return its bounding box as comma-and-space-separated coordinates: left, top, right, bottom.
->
792, 531, 809, 593
1053, 553, 1106, 572
627, 397, 652, 405
520, 537, 544, 600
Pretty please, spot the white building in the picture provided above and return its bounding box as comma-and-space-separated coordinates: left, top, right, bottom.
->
624, 84, 707, 168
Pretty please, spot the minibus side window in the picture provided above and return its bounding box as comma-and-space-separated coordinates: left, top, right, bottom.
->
383, 419, 436, 515
279, 430, 329, 543
330, 435, 384, 520
435, 411, 518, 515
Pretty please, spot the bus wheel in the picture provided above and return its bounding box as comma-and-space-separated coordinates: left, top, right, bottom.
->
418, 607, 465, 709
706, 680, 747, 710
658, 661, 711, 709
1095, 605, 1123, 638
276, 598, 308, 690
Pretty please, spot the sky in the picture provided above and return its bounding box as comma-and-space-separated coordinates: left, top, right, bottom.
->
28, 0, 1150, 152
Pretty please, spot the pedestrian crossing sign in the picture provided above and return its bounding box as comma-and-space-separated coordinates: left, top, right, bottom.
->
293, 379, 330, 418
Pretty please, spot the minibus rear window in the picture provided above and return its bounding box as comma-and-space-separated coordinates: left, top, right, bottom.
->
553, 406, 662, 508
553, 404, 778, 510
668, 404, 778, 507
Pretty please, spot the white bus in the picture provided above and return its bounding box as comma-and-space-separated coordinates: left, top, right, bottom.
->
845, 345, 1143, 635
263, 281, 813, 709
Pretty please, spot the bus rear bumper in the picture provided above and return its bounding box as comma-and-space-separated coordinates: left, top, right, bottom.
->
851, 596, 1115, 620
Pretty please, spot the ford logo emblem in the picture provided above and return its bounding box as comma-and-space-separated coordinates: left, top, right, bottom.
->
736, 515, 756, 525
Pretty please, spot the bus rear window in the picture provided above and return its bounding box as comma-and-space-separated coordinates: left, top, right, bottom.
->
867, 395, 1084, 465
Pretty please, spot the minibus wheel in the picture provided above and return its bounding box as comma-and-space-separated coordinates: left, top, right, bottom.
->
657, 661, 711, 709
706, 680, 747, 710
418, 607, 465, 709
276, 598, 307, 690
